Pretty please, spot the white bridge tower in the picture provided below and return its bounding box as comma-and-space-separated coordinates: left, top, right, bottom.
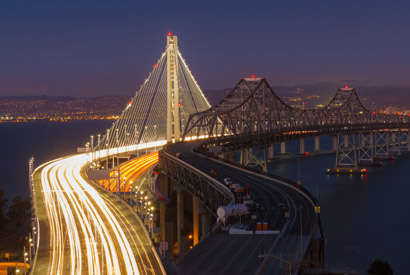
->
166, 34, 180, 142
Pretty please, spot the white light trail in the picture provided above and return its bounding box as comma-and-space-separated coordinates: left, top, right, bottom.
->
39, 153, 148, 274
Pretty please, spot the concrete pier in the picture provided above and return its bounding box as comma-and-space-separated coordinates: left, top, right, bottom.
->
280, 142, 286, 154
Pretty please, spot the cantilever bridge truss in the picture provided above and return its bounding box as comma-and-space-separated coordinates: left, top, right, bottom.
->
183, 77, 410, 140
182, 77, 410, 172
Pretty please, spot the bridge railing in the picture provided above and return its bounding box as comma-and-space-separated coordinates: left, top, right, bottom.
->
158, 150, 234, 216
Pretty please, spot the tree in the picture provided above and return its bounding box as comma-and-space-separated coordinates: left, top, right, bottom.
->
0, 186, 7, 222
7, 196, 30, 218
367, 259, 393, 275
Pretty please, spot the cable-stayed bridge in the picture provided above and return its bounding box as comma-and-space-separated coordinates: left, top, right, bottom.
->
96, 34, 210, 152
30, 34, 410, 275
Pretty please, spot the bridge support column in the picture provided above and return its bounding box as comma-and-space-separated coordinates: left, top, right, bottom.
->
314, 136, 320, 151
299, 138, 305, 154
390, 130, 402, 156
176, 188, 184, 256
201, 212, 210, 240
358, 132, 374, 164
193, 197, 199, 246
240, 149, 250, 166
407, 130, 410, 151
374, 130, 391, 158
332, 136, 338, 152
335, 133, 358, 168
280, 142, 286, 154
160, 202, 166, 242
344, 135, 349, 149
268, 144, 274, 159
396, 130, 402, 156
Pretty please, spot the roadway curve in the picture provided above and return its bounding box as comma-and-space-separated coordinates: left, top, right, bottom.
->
32, 154, 164, 275
98, 152, 159, 192
166, 142, 317, 274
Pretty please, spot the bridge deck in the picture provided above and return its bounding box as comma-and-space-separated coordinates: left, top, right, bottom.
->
31, 155, 164, 275
164, 141, 317, 274
177, 234, 276, 275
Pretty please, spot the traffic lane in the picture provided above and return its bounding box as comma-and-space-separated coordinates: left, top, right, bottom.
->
78, 164, 163, 275
178, 234, 276, 275
179, 153, 315, 234
94, 185, 163, 275
180, 153, 299, 231
188, 155, 290, 230
39, 155, 144, 275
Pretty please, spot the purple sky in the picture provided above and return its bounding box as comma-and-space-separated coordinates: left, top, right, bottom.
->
2, 1, 410, 96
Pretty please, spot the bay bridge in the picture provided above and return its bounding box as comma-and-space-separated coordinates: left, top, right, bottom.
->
28, 34, 410, 274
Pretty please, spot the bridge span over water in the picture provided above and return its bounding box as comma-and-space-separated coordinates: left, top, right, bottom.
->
29, 33, 410, 274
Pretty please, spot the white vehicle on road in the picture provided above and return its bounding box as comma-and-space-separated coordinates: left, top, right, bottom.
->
224, 177, 232, 185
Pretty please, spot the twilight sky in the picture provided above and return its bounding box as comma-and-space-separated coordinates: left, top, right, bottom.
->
1, 1, 410, 96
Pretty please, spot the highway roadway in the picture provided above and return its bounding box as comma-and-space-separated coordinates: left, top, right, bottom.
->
168, 142, 316, 234
166, 142, 317, 274
32, 153, 164, 275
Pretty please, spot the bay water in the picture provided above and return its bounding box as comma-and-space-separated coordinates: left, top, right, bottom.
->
0, 122, 408, 273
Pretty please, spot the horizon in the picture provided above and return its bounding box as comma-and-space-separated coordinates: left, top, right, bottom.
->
2, 1, 410, 97
3, 80, 410, 98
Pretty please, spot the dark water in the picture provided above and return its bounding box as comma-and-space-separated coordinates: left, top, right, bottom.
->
268, 137, 409, 274
0, 121, 112, 200
1, 123, 408, 273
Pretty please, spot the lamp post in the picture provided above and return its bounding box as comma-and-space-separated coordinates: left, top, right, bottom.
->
28, 233, 32, 267
97, 133, 101, 160
116, 128, 119, 167
23, 247, 27, 275
123, 176, 126, 200
139, 191, 144, 215
90, 135, 94, 163
105, 130, 110, 170
116, 169, 121, 196
150, 206, 155, 238
296, 206, 303, 263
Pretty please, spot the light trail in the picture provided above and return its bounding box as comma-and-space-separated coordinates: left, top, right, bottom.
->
36, 152, 163, 274
98, 152, 159, 192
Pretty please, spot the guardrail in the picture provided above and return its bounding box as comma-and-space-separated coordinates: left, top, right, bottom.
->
159, 150, 234, 216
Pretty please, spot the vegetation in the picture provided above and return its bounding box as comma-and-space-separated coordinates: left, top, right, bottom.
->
0, 186, 7, 222
7, 196, 31, 218
367, 259, 393, 275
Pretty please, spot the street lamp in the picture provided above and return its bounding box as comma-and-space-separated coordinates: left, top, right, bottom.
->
296, 206, 303, 262
23, 248, 27, 275
123, 177, 126, 200
105, 129, 110, 170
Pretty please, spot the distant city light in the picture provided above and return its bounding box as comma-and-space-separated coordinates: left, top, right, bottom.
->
168, 32, 172, 36
251, 75, 255, 79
